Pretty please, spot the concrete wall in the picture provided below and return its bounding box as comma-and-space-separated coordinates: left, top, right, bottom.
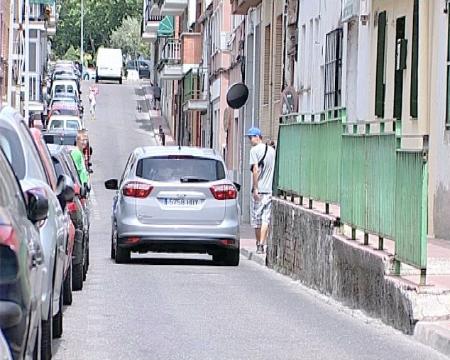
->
267, 198, 450, 334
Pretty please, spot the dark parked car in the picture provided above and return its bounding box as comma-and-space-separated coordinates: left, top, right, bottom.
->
49, 144, 90, 288
0, 148, 47, 359
126, 60, 151, 79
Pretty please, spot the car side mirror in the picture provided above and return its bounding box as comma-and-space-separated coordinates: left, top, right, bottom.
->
233, 182, 241, 192
57, 175, 75, 209
89, 146, 93, 156
26, 190, 49, 223
105, 179, 118, 190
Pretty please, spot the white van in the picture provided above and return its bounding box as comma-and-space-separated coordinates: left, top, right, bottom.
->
51, 79, 80, 99
96, 48, 123, 84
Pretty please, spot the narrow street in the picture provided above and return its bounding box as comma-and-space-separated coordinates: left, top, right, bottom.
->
52, 82, 447, 360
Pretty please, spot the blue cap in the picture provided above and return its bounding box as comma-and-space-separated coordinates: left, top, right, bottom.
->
245, 127, 262, 137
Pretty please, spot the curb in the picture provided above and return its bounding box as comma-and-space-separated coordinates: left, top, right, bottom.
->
240, 247, 266, 267
414, 321, 450, 357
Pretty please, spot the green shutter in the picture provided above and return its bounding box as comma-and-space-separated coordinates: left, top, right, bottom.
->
375, 11, 387, 118
410, 0, 419, 118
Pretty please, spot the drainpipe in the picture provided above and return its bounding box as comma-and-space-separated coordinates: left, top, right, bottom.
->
417, 0, 429, 136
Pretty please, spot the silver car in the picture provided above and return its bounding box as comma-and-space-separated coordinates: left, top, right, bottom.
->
105, 146, 240, 266
0, 106, 73, 359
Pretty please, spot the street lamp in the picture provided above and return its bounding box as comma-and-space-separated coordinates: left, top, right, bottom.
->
80, 0, 84, 66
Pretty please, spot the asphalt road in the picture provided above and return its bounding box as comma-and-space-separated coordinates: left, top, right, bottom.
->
53, 81, 447, 360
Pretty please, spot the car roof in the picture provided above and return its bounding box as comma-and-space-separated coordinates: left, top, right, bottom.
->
52, 79, 78, 85
48, 115, 82, 121
134, 146, 222, 161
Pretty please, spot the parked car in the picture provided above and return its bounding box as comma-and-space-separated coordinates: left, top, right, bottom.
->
50, 79, 80, 100
48, 102, 81, 118
47, 115, 83, 132
43, 129, 78, 146
0, 329, 13, 360
0, 147, 47, 360
49, 144, 90, 289
30, 128, 76, 306
0, 106, 74, 359
48, 96, 83, 119
104, 146, 240, 265
126, 60, 151, 79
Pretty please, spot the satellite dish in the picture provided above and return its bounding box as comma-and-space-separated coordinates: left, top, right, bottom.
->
227, 83, 249, 109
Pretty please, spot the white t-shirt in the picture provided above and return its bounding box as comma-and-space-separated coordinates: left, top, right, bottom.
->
249, 143, 276, 194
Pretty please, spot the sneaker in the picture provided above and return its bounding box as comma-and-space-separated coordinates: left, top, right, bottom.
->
256, 244, 264, 254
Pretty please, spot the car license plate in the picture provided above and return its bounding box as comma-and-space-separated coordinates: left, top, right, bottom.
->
163, 198, 200, 207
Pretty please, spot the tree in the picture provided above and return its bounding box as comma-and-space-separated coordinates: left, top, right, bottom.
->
110, 17, 150, 59
53, 0, 142, 59
63, 45, 80, 61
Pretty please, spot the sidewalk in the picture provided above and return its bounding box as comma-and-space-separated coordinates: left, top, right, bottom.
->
240, 224, 266, 267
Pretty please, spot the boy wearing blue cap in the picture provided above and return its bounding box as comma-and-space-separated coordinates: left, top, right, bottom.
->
247, 127, 276, 254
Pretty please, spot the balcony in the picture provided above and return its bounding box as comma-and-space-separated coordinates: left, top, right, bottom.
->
158, 39, 183, 80
157, 0, 188, 16
142, 16, 164, 43
183, 68, 208, 112
230, 0, 262, 15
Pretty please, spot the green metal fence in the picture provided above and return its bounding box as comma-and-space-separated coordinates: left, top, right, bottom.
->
276, 111, 428, 272
340, 133, 396, 239
277, 109, 344, 205
183, 68, 204, 103
395, 150, 428, 270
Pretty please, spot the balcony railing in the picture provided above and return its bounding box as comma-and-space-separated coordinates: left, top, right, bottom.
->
160, 39, 181, 64
183, 68, 206, 103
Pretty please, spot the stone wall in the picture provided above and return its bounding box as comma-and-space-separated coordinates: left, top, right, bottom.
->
267, 198, 420, 334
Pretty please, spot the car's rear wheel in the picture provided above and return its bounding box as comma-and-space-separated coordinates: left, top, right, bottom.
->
119, 77, 123, 85
72, 233, 84, 291
213, 249, 240, 266
110, 228, 116, 259
52, 288, 63, 339
40, 296, 52, 360
115, 242, 130, 264
63, 261, 73, 305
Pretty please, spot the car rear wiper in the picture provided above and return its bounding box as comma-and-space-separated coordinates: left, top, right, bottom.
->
180, 176, 210, 183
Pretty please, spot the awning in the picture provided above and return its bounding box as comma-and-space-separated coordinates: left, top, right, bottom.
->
158, 16, 174, 37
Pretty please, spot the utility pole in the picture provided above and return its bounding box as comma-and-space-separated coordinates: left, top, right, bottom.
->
7, 0, 14, 106
80, 0, 84, 66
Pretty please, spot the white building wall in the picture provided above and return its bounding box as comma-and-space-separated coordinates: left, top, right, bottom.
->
297, 0, 342, 115
428, 1, 450, 241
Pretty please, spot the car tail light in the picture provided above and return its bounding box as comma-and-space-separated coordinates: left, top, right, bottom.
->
0, 225, 18, 252
122, 182, 153, 198
67, 202, 77, 213
210, 184, 237, 200
124, 237, 140, 245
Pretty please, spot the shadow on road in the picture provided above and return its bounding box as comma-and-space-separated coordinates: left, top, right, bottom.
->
124, 257, 216, 267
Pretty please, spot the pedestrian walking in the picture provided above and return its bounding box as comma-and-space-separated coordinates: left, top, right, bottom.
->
246, 127, 276, 254
159, 125, 166, 146
88, 85, 99, 120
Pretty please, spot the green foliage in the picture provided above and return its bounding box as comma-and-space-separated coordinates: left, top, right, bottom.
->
110, 17, 150, 59
63, 45, 79, 60
53, 0, 142, 59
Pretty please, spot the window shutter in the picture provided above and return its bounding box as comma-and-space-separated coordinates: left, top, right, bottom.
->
273, 17, 283, 101
263, 25, 271, 104
375, 11, 387, 118
410, 0, 419, 118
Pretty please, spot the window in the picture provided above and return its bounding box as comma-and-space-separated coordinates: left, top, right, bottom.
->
375, 11, 387, 118
324, 29, 343, 110
136, 156, 226, 182
263, 25, 271, 104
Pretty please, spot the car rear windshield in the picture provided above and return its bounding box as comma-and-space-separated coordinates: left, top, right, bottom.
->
136, 156, 226, 182
43, 133, 77, 146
